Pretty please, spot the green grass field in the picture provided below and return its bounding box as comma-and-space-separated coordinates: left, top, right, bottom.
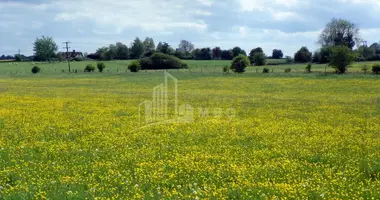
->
0, 60, 379, 199
1, 59, 379, 75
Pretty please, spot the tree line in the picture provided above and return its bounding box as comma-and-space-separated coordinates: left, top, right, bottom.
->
25, 18, 380, 71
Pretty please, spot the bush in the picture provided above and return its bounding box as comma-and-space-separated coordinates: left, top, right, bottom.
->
362, 65, 369, 73
253, 52, 266, 66
139, 53, 188, 70
223, 66, 229, 73
285, 68, 292, 73
15, 54, 22, 62
230, 55, 250, 73
285, 56, 293, 64
372, 64, 380, 74
262, 68, 270, 73
128, 60, 141, 72
329, 46, 355, 73
97, 62, 106, 72
31, 66, 40, 74
84, 64, 95, 72
306, 63, 312, 73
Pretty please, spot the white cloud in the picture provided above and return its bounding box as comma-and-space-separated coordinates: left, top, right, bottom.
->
197, 0, 214, 6
53, 0, 209, 33
239, 26, 248, 37
237, 0, 305, 21
270, 10, 303, 21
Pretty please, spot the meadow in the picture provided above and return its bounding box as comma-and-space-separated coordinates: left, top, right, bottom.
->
0, 60, 379, 199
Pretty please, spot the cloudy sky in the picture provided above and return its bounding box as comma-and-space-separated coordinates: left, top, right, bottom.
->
1, 0, 380, 56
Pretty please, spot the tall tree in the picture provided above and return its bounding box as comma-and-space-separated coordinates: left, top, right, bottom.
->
232, 46, 244, 57
115, 42, 129, 59
33, 36, 58, 61
156, 42, 163, 52
212, 47, 222, 60
249, 47, 264, 63
96, 47, 109, 60
157, 42, 173, 54
272, 49, 283, 59
143, 37, 155, 52
178, 40, 195, 56
106, 44, 117, 60
130, 37, 144, 59
294, 47, 312, 63
318, 18, 361, 49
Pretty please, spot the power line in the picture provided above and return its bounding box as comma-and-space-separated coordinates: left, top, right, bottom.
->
63, 41, 71, 72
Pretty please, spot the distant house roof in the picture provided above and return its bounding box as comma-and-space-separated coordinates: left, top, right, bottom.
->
57, 51, 83, 58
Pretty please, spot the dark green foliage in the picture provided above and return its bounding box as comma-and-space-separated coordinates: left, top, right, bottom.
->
230, 55, 250, 73
130, 37, 145, 59
294, 47, 312, 63
84, 64, 95, 72
306, 63, 312, 73
193, 48, 212, 60
139, 53, 188, 70
15, 54, 22, 62
253, 52, 266, 66
272, 49, 283, 59
212, 47, 222, 60
97, 62, 106, 72
262, 68, 270, 73
221, 50, 234, 60
115, 42, 129, 60
285, 68, 292, 73
128, 61, 141, 72
329, 46, 355, 73
223, 66, 229, 73
249, 47, 264, 63
232, 47, 245, 57
372, 64, 380, 74
31, 66, 41, 74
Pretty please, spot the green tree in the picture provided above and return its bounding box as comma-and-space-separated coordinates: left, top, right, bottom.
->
130, 37, 144, 59
106, 44, 117, 60
33, 36, 58, 61
15, 54, 22, 62
232, 46, 244, 57
357, 46, 376, 60
272, 49, 283, 59
253, 52, 266, 66
221, 50, 234, 60
294, 47, 312, 63
143, 37, 155, 52
318, 18, 361, 49
230, 55, 250, 73
212, 47, 222, 60
115, 42, 129, 59
178, 40, 195, 56
96, 47, 109, 61
249, 47, 264, 63
329, 45, 355, 73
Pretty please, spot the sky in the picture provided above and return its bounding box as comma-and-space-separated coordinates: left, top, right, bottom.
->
1, 0, 380, 57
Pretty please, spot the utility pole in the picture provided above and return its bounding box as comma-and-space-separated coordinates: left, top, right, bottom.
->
63, 41, 71, 72
18, 49, 20, 55
362, 41, 368, 47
